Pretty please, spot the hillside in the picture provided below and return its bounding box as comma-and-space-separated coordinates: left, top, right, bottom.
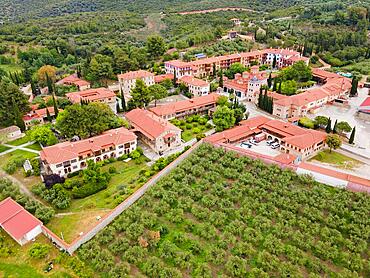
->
0, 0, 361, 21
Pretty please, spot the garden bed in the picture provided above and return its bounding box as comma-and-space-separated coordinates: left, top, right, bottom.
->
171, 115, 213, 142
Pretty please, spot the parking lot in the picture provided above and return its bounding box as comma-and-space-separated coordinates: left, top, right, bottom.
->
237, 140, 281, 157
307, 87, 370, 149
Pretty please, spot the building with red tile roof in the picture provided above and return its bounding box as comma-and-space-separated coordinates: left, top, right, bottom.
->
118, 70, 155, 98
358, 96, 370, 120
165, 48, 304, 78
273, 70, 352, 119
178, 76, 210, 97
125, 109, 181, 154
56, 73, 91, 91
23, 106, 61, 128
149, 93, 219, 120
222, 66, 268, 101
154, 73, 174, 84
0, 197, 43, 245
206, 115, 326, 160
40, 127, 137, 176
66, 88, 117, 113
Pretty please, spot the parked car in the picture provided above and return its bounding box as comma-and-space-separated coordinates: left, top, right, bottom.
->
266, 139, 275, 145
249, 138, 258, 145
271, 142, 280, 149
241, 142, 252, 148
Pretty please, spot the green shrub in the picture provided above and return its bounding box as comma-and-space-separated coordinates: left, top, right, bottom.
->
28, 243, 50, 259
118, 154, 129, 161
30, 158, 40, 176
129, 150, 141, 160
198, 117, 208, 125
186, 116, 194, 123
298, 117, 315, 129
193, 127, 201, 134
205, 123, 213, 129
109, 166, 117, 174
63, 179, 82, 189
67, 170, 82, 178
4, 161, 17, 174
185, 123, 192, 129
72, 182, 108, 199
196, 133, 206, 141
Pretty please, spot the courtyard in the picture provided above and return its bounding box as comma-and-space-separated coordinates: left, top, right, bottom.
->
236, 140, 281, 157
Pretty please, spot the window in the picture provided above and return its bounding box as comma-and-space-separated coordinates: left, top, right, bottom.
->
71, 159, 77, 163
119, 145, 123, 149
73, 166, 77, 169
56, 163, 62, 168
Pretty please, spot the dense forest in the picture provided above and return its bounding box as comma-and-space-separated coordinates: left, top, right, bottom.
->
0, 0, 364, 21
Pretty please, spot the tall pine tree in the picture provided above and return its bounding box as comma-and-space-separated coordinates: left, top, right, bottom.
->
326, 118, 332, 133
349, 76, 358, 97
349, 126, 356, 144
267, 73, 272, 88
333, 119, 338, 134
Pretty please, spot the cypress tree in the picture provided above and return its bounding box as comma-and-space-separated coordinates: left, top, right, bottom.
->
349, 76, 358, 97
333, 119, 338, 134
121, 89, 127, 112
270, 97, 274, 114
349, 126, 356, 144
31, 80, 37, 96
219, 69, 223, 88
272, 78, 277, 91
267, 73, 272, 88
46, 107, 52, 122
258, 90, 263, 109
46, 73, 53, 95
272, 55, 277, 69
263, 91, 268, 111
173, 71, 177, 87
212, 63, 216, 77
52, 93, 58, 117
326, 118, 332, 133
12, 99, 26, 131
277, 81, 282, 94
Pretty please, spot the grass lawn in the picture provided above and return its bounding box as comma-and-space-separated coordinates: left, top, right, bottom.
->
0, 144, 11, 153
0, 64, 23, 74
25, 142, 42, 151
0, 150, 38, 169
47, 159, 149, 242
0, 231, 83, 277
7, 135, 31, 146
310, 150, 363, 169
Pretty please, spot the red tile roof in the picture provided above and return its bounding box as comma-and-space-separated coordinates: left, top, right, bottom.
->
125, 109, 180, 139
359, 97, 370, 113
23, 106, 60, 121
179, 76, 209, 87
154, 74, 174, 83
274, 153, 297, 164
0, 197, 42, 241
66, 88, 116, 103
207, 116, 325, 150
149, 93, 219, 117
40, 127, 136, 164
117, 70, 154, 80
57, 74, 90, 87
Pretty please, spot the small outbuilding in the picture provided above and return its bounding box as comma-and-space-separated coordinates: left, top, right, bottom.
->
0, 197, 43, 245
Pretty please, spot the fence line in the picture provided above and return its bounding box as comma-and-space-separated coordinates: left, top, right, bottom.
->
43, 141, 202, 254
